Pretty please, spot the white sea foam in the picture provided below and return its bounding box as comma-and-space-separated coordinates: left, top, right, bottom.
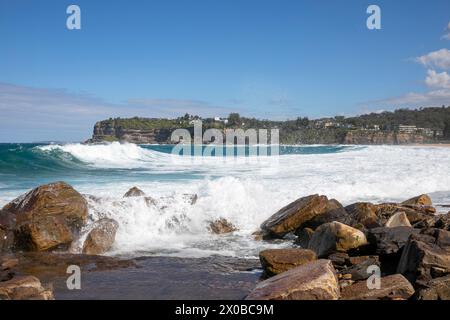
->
23, 143, 450, 257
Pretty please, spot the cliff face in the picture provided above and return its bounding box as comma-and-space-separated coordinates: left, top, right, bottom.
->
89, 121, 435, 145
342, 130, 431, 145
90, 121, 173, 144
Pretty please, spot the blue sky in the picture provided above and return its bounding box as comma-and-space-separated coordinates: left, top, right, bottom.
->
0, 0, 449, 142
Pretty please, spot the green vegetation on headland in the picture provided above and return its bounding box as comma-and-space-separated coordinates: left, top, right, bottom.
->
90, 106, 450, 144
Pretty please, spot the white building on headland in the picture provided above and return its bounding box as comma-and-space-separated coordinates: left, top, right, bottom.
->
214, 117, 229, 124
397, 125, 417, 133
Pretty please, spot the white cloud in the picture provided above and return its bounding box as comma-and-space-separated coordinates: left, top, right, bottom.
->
442, 22, 450, 40
425, 69, 450, 89
416, 48, 450, 69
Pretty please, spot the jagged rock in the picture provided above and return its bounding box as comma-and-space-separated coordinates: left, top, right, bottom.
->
416, 275, 450, 300
402, 194, 432, 207
251, 230, 263, 241
123, 187, 145, 197
208, 218, 237, 234
1, 182, 88, 252
385, 212, 411, 228
260, 195, 333, 238
432, 212, 450, 231
339, 256, 380, 281
259, 249, 317, 277
82, 219, 119, 255
341, 274, 414, 300
294, 227, 314, 248
397, 228, 450, 287
246, 259, 340, 300
0, 275, 53, 300
367, 226, 420, 256
144, 196, 157, 206
308, 222, 368, 258
345, 202, 380, 228
183, 194, 198, 205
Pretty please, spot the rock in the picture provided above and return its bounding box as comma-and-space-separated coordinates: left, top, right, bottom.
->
144, 196, 157, 206
82, 218, 119, 255
251, 230, 263, 241
245, 259, 340, 300
2, 182, 88, 251
397, 228, 450, 287
367, 226, 420, 256
345, 202, 380, 228
302, 199, 355, 230
183, 194, 198, 205
0, 210, 15, 252
432, 212, 450, 231
402, 194, 432, 207
259, 249, 317, 277
340, 256, 380, 281
385, 212, 411, 228
294, 228, 314, 248
208, 218, 237, 234
327, 252, 349, 270
341, 274, 414, 300
123, 187, 145, 197
308, 222, 368, 258
376, 203, 436, 227
260, 195, 333, 238
0, 275, 53, 300
416, 275, 450, 300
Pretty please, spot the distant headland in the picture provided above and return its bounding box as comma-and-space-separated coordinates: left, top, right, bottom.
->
87, 106, 450, 145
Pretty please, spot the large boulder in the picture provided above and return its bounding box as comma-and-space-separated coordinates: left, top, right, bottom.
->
308, 222, 368, 258
123, 187, 145, 198
340, 274, 414, 300
397, 228, 450, 287
246, 259, 340, 300
208, 218, 237, 234
401, 194, 432, 207
259, 249, 317, 277
0, 275, 53, 300
416, 275, 450, 300
82, 218, 119, 255
367, 226, 420, 256
1, 182, 88, 251
0, 210, 15, 252
301, 200, 355, 230
345, 202, 380, 228
260, 195, 335, 238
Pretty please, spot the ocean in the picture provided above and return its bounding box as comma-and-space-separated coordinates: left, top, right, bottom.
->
1, 142, 449, 259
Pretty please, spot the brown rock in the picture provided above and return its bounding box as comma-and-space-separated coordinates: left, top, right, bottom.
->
0, 275, 53, 300
245, 259, 340, 300
308, 222, 368, 258
294, 227, 314, 248
341, 274, 414, 300
385, 212, 411, 228
302, 199, 355, 230
402, 194, 432, 207
259, 248, 317, 276
208, 218, 237, 234
376, 203, 436, 227
123, 187, 145, 197
367, 226, 420, 256
416, 275, 450, 300
340, 255, 380, 281
82, 218, 119, 255
260, 195, 332, 238
2, 182, 88, 251
345, 202, 380, 228
397, 228, 450, 286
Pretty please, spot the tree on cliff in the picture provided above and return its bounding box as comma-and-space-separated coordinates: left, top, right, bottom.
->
228, 113, 241, 126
